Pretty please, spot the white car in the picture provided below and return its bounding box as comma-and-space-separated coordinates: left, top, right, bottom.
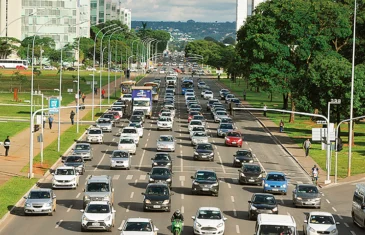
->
119, 218, 159, 235
164, 105, 176, 117
43, 65, 57, 70
110, 150, 132, 169
160, 111, 174, 122
157, 116, 173, 130
190, 126, 207, 139
185, 92, 195, 99
128, 122, 143, 138
192, 207, 226, 235
203, 90, 214, 99
86, 127, 104, 144
159, 70, 165, 74
120, 127, 140, 146
303, 212, 339, 235
86, 67, 96, 71
52, 166, 79, 189
118, 138, 137, 154
121, 94, 132, 102
188, 120, 204, 132
81, 201, 116, 232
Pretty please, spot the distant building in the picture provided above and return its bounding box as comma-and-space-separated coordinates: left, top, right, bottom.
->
119, 8, 131, 30
236, 0, 266, 32
0, 0, 22, 39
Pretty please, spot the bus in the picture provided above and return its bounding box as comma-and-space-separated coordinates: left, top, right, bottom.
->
144, 82, 159, 103
120, 80, 137, 97
181, 80, 193, 95
0, 59, 28, 69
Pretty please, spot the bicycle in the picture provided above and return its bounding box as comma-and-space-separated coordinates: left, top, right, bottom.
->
171, 219, 183, 235
312, 173, 318, 185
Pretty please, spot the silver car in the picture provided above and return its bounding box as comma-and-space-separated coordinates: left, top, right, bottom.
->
110, 150, 132, 170
191, 132, 209, 146
214, 111, 229, 123
24, 188, 57, 216
292, 184, 321, 208
72, 143, 93, 160
156, 135, 176, 152
191, 115, 206, 126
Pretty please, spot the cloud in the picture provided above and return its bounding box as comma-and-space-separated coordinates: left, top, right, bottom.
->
122, 0, 236, 22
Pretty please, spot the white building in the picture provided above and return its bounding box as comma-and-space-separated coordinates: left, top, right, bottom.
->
91, 0, 132, 29
0, 0, 22, 39
119, 8, 132, 30
21, 0, 90, 49
236, 0, 266, 32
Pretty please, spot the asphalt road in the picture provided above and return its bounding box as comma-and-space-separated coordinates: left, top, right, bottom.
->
0, 68, 363, 235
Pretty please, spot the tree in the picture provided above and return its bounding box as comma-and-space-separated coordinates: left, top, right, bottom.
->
222, 36, 235, 45
11, 71, 27, 92
204, 37, 217, 43
19, 36, 56, 63
0, 37, 20, 59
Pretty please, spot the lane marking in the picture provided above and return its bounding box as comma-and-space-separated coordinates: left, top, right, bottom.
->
118, 220, 125, 230
126, 205, 130, 212
217, 153, 226, 174
67, 205, 73, 212
338, 215, 343, 220
148, 132, 150, 136
126, 175, 133, 180
181, 194, 184, 200
146, 138, 149, 142
130, 192, 134, 199
227, 183, 231, 189
181, 152, 183, 172
233, 209, 237, 217
95, 151, 107, 171
181, 206, 185, 213
332, 207, 337, 212
236, 225, 240, 234
326, 199, 331, 204
181, 180, 184, 187
113, 175, 120, 180
179, 176, 185, 181
76, 193, 81, 198
231, 196, 235, 203
138, 150, 146, 170
344, 223, 349, 228
55, 220, 63, 228
139, 175, 146, 180
134, 179, 138, 185
350, 231, 356, 235
144, 143, 147, 148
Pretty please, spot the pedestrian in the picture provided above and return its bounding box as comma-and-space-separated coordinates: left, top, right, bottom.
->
3, 136, 10, 156
218, 74, 220, 80
303, 138, 311, 157
75, 92, 79, 104
311, 164, 319, 184
78, 89, 82, 97
82, 93, 86, 103
48, 115, 54, 129
279, 120, 284, 133
70, 110, 75, 125
102, 89, 106, 99
43, 115, 46, 129
263, 104, 267, 117
94, 87, 97, 95
243, 90, 246, 101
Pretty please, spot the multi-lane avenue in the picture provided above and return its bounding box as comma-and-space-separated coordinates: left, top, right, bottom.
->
0, 68, 363, 235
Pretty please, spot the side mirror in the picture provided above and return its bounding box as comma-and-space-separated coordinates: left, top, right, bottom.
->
248, 200, 252, 203
61, 160, 65, 163
83, 189, 85, 192
304, 220, 308, 223
238, 169, 242, 172
154, 227, 159, 231
141, 192, 145, 195
147, 173, 150, 175
192, 216, 196, 220
171, 193, 174, 195
23, 196, 27, 199
261, 171, 266, 174
51, 173, 55, 175
191, 176, 195, 179
53, 195, 57, 199
76, 172, 80, 176
80, 209, 85, 213
151, 158, 154, 160
223, 217, 227, 221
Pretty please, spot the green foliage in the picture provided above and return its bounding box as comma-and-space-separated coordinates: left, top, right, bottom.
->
0, 37, 20, 59
222, 36, 235, 45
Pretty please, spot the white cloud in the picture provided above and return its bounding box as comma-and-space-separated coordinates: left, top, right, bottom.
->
122, 0, 236, 22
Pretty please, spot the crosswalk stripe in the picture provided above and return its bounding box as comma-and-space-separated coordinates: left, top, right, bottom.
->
126, 175, 133, 180
179, 176, 185, 181
139, 175, 146, 180
113, 175, 120, 180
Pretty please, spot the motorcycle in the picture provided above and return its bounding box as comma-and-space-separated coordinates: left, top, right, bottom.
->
171, 219, 183, 235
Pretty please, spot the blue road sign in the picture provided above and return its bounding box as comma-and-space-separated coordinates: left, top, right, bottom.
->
49, 97, 60, 114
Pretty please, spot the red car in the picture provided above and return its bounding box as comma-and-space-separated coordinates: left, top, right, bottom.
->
108, 111, 120, 121
225, 131, 243, 147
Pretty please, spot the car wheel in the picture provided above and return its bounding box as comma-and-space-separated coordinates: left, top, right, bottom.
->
110, 167, 113, 170
248, 212, 252, 220
232, 162, 236, 167
81, 226, 87, 232
167, 207, 171, 212
48, 211, 53, 216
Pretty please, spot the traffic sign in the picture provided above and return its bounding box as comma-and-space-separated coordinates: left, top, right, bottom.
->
49, 97, 60, 114
316, 120, 327, 124
312, 128, 335, 142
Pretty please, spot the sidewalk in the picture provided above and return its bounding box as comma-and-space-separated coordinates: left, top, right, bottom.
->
216, 78, 365, 187
0, 75, 134, 185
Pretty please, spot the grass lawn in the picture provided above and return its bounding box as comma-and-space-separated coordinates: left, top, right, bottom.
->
0, 122, 29, 141
0, 177, 38, 218
219, 78, 365, 179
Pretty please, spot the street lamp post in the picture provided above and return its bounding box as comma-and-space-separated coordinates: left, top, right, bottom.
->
107, 29, 123, 103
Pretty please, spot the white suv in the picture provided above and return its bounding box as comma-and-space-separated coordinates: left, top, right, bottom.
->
86, 127, 103, 144
52, 166, 79, 189
81, 201, 116, 232
192, 207, 226, 235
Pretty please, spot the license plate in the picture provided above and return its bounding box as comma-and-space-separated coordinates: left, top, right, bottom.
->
272, 188, 279, 191
117, 161, 123, 163
248, 179, 255, 182
202, 188, 210, 191
304, 202, 313, 205
92, 222, 100, 226
33, 208, 42, 212
153, 205, 161, 208
232, 142, 237, 144
201, 155, 207, 158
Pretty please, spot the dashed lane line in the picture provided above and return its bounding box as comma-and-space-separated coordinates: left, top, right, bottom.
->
138, 150, 146, 170
326, 199, 331, 204
233, 209, 237, 217
134, 179, 138, 185
344, 223, 349, 228
126, 175, 133, 180
227, 183, 231, 189
332, 207, 337, 212
231, 196, 235, 203
130, 192, 134, 199
126, 205, 130, 213
94, 150, 108, 171
139, 175, 146, 180
350, 231, 356, 235
76, 193, 81, 198
67, 205, 73, 212
55, 220, 63, 229
181, 194, 184, 200
217, 152, 226, 174
181, 206, 185, 213
118, 220, 125, 230
338, 215, 343, 220
113, 175, 120, 180
236, 225, 240, 234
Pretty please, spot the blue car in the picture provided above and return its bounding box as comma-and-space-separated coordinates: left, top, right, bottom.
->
263, 172, 288, 195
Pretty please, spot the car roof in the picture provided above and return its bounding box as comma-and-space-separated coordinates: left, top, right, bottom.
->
267, 171, 285, 175
112, 150, 129, 153
87, 175, 111, 182
30, 188, 52, 192
75, 143, 91, 146
258, 214, 296, 226
147, 182, 170, 187
159, 135, 173, 138
89, 127, 102, 130
308, 211, 333, 216
126, 218, 151, 223
242, 163, 261, 167
237, 149, 251, 153
56, 166, 75, 170
196, 169, 215, 174
198, 207, 221, 211
88, 200, 109, 205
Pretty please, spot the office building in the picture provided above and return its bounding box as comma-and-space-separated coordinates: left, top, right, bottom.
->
236, 0, 266, 32
90, 0, 131, 29
0, 0, 22, 39
119, 8, 131, 30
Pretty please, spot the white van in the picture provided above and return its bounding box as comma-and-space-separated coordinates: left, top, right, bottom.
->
352, 183, 365, 227
255, 214, 297, 235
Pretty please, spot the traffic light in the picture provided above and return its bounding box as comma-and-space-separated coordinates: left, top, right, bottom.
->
336, 137, 343, 152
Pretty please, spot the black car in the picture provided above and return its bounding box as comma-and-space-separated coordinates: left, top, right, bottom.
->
248, 193, 278, 220
132, 110, 145, 122
129, 115, 143, 125
191, 170, 219, 196
220, 91, 230, 100
151, 153, 172, 169
238, 163, 265, 185
233, 149, 254, 167
142, 183, 172, 212
148, 167, 173, 188
63, 155, 85, 175
193, 143, 214, 161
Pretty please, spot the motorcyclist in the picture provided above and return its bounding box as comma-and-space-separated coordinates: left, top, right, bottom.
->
171, 209, 184, 232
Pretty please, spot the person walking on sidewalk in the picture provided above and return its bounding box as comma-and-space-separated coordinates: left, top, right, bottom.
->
303, 138, 311, 157
48, 115, 54, 129
94, 87, 97, 95
102, 89, 106, 99
43, 115, 47, 129
70, 110, 75, 125
311, 164, 319, 185
82, 93, 86, 103
263, 104, 267, 117
279, 120, 284, 133
3, 136, 10, 156
243, 90, 246, 101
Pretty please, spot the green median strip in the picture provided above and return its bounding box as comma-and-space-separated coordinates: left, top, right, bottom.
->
0, 122, 29, 142
218, 78, 365, 179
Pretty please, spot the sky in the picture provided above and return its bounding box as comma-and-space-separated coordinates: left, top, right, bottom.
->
124, 0, 236, 22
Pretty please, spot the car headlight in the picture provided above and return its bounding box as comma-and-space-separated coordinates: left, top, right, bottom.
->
209, 152, 214, 156
193, 182, 199, 185
196, 222, 202, 228
235, 158, 240, 162
157, 122, 161, 126
166, 178, 171, 182
212, 183, 218, 186
166, 163, 171, 166
82, 215, 90, 222
265, 183, 269, 187
25, 203, 31, 207
296, 197, 302, 200
149, 178, 155, 182
331, 229, 337, 233
272, 207, 278, 212
217, 223, 223, 228
250, 205, 257, 210
105, 215, 112, 221
84, 195, 89, 200
315, 198, 321, 201
225, 137, 229, 140
309, 227, 316, 232
47, 202, 52, 207
258, 174, 262, 178
194, 152, 199, 155
153, 162, 158, 165
145, 199, 151, 204
281, 184, 287, 188
240, 173, 245, 177
162, 200, 170, 205
103, 196, 110, 201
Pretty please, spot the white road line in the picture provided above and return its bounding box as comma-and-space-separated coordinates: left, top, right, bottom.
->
332, 207, 337, 212
126, 205, 130, 212
76, 193, 81, 198
245, 142, 248, 145
126, 175, 133, 180
94, 151, 107, 171
181, 180, 184, 187
181, 206, 185, 213
287, 212, 291, 216
134, 179, 138, 185
118, 220, 125, 230
144, 143, 148, 147
231, 178, 238, 184
233, 209, 237, 217
55, 220, 63, 228
130, 192, 134, 199
138, 149, 146, 170
326, 199, 331, 204
146, 138, 149, 142
217, 153, 226, 174
181, 194, 184, 200
179, 176, 185, 181
236, 225, 240, 234
113, 175, 120, 180
181, 152, 183, 172
231, 196, 235, 203
148, 132, 150, 136
139, 175, 146, 180
67, 205, 73, 212
227, 183, 231, 189
338, 215, 343, 220
112, 138, 115, 141
344, 223, 349, 227
350, 231, 356, 235
297, 181, 303, 184
249, 147, 252, 151
280, 199, 284, 205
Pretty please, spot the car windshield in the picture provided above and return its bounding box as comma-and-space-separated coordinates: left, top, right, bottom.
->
232, 99, 240, 103
161, 112, 171, 117
86, 204, 110, 214
97, 119, 111, 124
112, 107, 122, 111
220, 124, 233, 129
298, 186, 318, 194
237, 151, 252, 157
267, 174, 286, 181
66, 156, 83, 162
253, 195, 277, 205
205, 91, 212, 94
187, 97, 195, 101
221, 118, 233, 123
243, 165, 261, 173
124, 222, 152, 232
221, 89, 228, 93
192, 127, 205, 132
190, 121, 202, 125
196, 172, 217, 181
227, 132, 241, 137
130, 116, 142, 121
190, 112, 200, 116
194, 132, 207, 137
89, 129, 102, 135
102, 115, 113, 119
28, 191, 51, 199
75, 144, 90, 150
133, 111, 144, 116
129, 123, 142, 128
151, 168, 171, 176
123, 95, 132, 98
112, 151, 129, 158
122, 128, 137, 134
56, 169, 75, 175
258, 225, 295, 235
159, 136, 173, 142
146, 186, 169, 195
133, 100, 150, 106
309, 215, 335, 224
159, 117, 171, 122
193, 116, 204, 120
216, 111, 227, 116
87, 183, 110, 192
197, 144, 213, 150
155, 154, 170, 161
120, 138, 134, 144
197, 210, 221, 220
